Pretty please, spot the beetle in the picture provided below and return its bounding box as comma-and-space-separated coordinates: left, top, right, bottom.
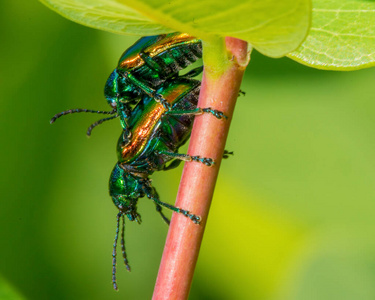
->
51, 33, 203, 134
105, 32, 203, 114
109, 76, 228, 290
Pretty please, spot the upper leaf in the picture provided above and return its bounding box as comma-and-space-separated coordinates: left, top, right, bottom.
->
288, 0, 375, 70
40, 0, 311, 58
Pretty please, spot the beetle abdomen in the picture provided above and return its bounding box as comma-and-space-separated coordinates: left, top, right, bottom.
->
159, 85, 200, 149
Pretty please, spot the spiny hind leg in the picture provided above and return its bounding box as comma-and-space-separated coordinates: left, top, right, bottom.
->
158, 150, 232, 165
158, 151, 214, 167
164, 107, 227, 120
159, 150, 232, 167
142, 184, 200, 224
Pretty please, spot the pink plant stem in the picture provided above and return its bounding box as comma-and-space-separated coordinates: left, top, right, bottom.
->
153, 37, 249, 300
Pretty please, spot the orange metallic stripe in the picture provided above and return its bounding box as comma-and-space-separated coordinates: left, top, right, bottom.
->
120, 82, 193, 163
144, 33, 198, 58
120, 104, 165, 162
119, 33, 198, 70
119, 55, 144, 70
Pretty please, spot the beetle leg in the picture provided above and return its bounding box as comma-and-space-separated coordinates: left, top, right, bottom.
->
117, 102, 132, 131
153, 93, 171, 110
223, 150, 234, 159
238, 89, 246, 97
143, 185, 200, 224
162, 159, 183, 171
158, 151, 215, 167
161, 151, 231, 163
164, 107, 227, 119
123, 73, 171, 110
181, 66, 203, 78
139, 52, 163, 72
118, 129, 132, 148
155, 204, 170, 225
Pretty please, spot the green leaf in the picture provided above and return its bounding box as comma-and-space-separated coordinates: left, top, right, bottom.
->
40, 0, 311, 57
288, 0, 375, 70
0, 275, 25, 300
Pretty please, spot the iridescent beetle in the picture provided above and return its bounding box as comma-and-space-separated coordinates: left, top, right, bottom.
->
105, 32, 202, 126
109, 76, 228, 290
51, 33, 203, 134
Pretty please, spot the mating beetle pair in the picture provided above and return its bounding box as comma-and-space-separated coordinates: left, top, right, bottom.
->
51, 32, 228, 290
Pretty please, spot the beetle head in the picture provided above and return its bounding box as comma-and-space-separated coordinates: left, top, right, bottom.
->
104, 70, 120, 109
104, 70, 141, 110
109, 163, 143, 223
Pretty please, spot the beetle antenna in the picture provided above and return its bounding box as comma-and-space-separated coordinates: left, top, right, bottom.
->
121, 215, 131, 271
86, 115, 118, 136
50, 108, 116, 124
112, 212, 122, 291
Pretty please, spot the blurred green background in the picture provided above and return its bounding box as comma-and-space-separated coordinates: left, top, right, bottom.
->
2, 1, 375, 299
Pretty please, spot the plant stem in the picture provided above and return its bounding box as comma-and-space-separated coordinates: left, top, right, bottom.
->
152, 37, 250, 300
